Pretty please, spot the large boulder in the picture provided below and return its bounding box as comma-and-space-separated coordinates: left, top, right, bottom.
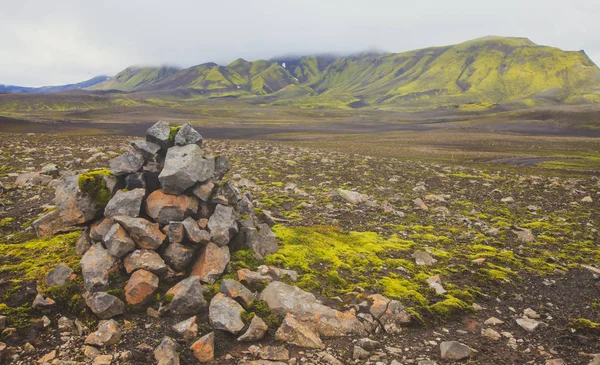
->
209, 293, 245, 334
259, 281, 366, 337
81, 246, 117, 292
207, 204, 237, 246
104, 189, 145, 218
159, 145, 214, 194
175, 123, 203, 147
125, 269, 159, 305
103, 223, 136, 259
190, 242, 230, 284
113, 216, 166, 250
124, 249, 168, 277
146, 120, 171, 151
145, 190, 199, 224
159, 276, 208, 316
85, 292, 125, 319
109, 151, 144, 176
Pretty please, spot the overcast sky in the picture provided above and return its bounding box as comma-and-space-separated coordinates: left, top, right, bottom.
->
2, 0, 600, 86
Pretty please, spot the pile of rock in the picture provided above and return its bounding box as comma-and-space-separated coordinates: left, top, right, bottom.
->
27, 121, 413, 363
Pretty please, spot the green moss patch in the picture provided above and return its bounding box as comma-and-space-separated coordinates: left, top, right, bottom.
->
78, 169, 111, 207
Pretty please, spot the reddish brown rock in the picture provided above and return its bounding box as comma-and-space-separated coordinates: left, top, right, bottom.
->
90, 218, 115, 242
113, 216, 166, 250
125, 269, 159, 305
190, 242, 230, 284
190, 332, 214, 363
145, 190, 199, 225
124, 250, 168, 277
275, 313, 323, 349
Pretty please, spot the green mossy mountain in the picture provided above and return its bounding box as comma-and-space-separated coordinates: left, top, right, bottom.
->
89, 36, 600, 110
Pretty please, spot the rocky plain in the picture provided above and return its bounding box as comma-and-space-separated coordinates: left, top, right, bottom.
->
0, 122, 598, 365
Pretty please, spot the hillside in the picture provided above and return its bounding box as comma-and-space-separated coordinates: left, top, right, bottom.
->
87, 37, 600, 110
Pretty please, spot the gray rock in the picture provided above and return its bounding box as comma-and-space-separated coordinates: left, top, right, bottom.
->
125, 173, 146, 190
159, 145, 214, 194
440, 341, 472, 360
219, 279, 256, 306
182, 217, 209, 244
40, 163, 59, 176
256, 265, 298, 282
336, 189, 368, 204
76, 229, 92, 256
32, 294, 55, 312
163, 243, 194, 272
207, 204, 237, 246
368, 294, 411, 334
167, 222, 185, 244
426, 275, 446, 295
81, 246, 117, 292
90, 217, 115, 242
104, 189, 145, 218
275, 313, 323, 349
85, 320, 121, 347
15, 172, 52, 186
85, 292, 125, 319
238, 316, 267, 342
353, 345, 369, 360
516, 317, 541, 332
259, 281, 366, 337
245, 223, 279, 260
131, 140, 161, 161
124, 249, 168, 276
357, 338, 381, 351
209, 293, 245, 334
192, 181, 214, 201
174, 122, 203, 147
103, 223, 136, 259
214, 155, 229, 179
172, 316, 198, 340
146, 120, 172, 150
513, 227, 536, 243
154, 336, 180, 365
113, 216, 166, 250
45, 263, 73, 286
159, 276, 208, 316
109, 151, 144, 176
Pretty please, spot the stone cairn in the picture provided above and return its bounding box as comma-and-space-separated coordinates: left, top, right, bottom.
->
30, 121, 412, 363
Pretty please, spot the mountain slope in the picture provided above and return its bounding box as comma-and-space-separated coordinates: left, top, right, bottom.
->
91, 66, 180, 91
0, 76, 109, 94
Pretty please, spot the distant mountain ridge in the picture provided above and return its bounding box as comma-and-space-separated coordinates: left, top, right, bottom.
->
0, 76, 109, 94
3, 36, 600, 111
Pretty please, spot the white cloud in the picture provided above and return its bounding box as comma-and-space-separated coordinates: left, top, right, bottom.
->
1, 0, 600, 86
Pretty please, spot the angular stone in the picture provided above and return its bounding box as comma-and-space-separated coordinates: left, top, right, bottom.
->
190, 332, 214, 363
412, 250, 437, 266
113, 216, 166, 250
238, 316, 268, 342
275, 313, 323, 349
159, 276, 208, 316
56, 175, 100, 225
146, 120, 171, 151
513, 227, 536, 243
190, 242, 230, 284
163, 243, 194, 272
145, 190, 199, 224
109, 151, 144, 176
368, 294, 411, 334
482, 327, 502, 340
260, 281, 366, 337
167, 222, 185, 244
192, 181, 214, 201
237, 269, 273, 286
245, 223, 279, 260
209, 293, 245, 334
256, 265, 297, 282
248, 345, 289, 361
31, 210, 75, 237
33, 294, 55, 312
336, 189, 367, 204
516, 317, 541, 332
45, 263, 73, 286
143, 162, 162, 193
207, 204, 237, 246
154, 336, 180, 365
440, 341, 472, 360
125, 173, 146, 190
172, 316, 198, 340
125, 269, 159, 305
426, 275, 446, 295
219, 279, 256, 307
104, 189, 145, 218
90, 218, 114, 242
15, 172, 52, 186
76, 229, 92, 256
214, 155, 229, 179
85, 292, 125, 319
124, 249, 168, 276
81, 246, 117, 292
159, 145, 214, 194
85, 320, 121, 347
182, 217, 209, 244
175, 122, 203, 147
131, 140, 161, 161
103, 223, 136, 259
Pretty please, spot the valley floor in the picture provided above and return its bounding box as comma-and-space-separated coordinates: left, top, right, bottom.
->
0, 129, 598, 364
